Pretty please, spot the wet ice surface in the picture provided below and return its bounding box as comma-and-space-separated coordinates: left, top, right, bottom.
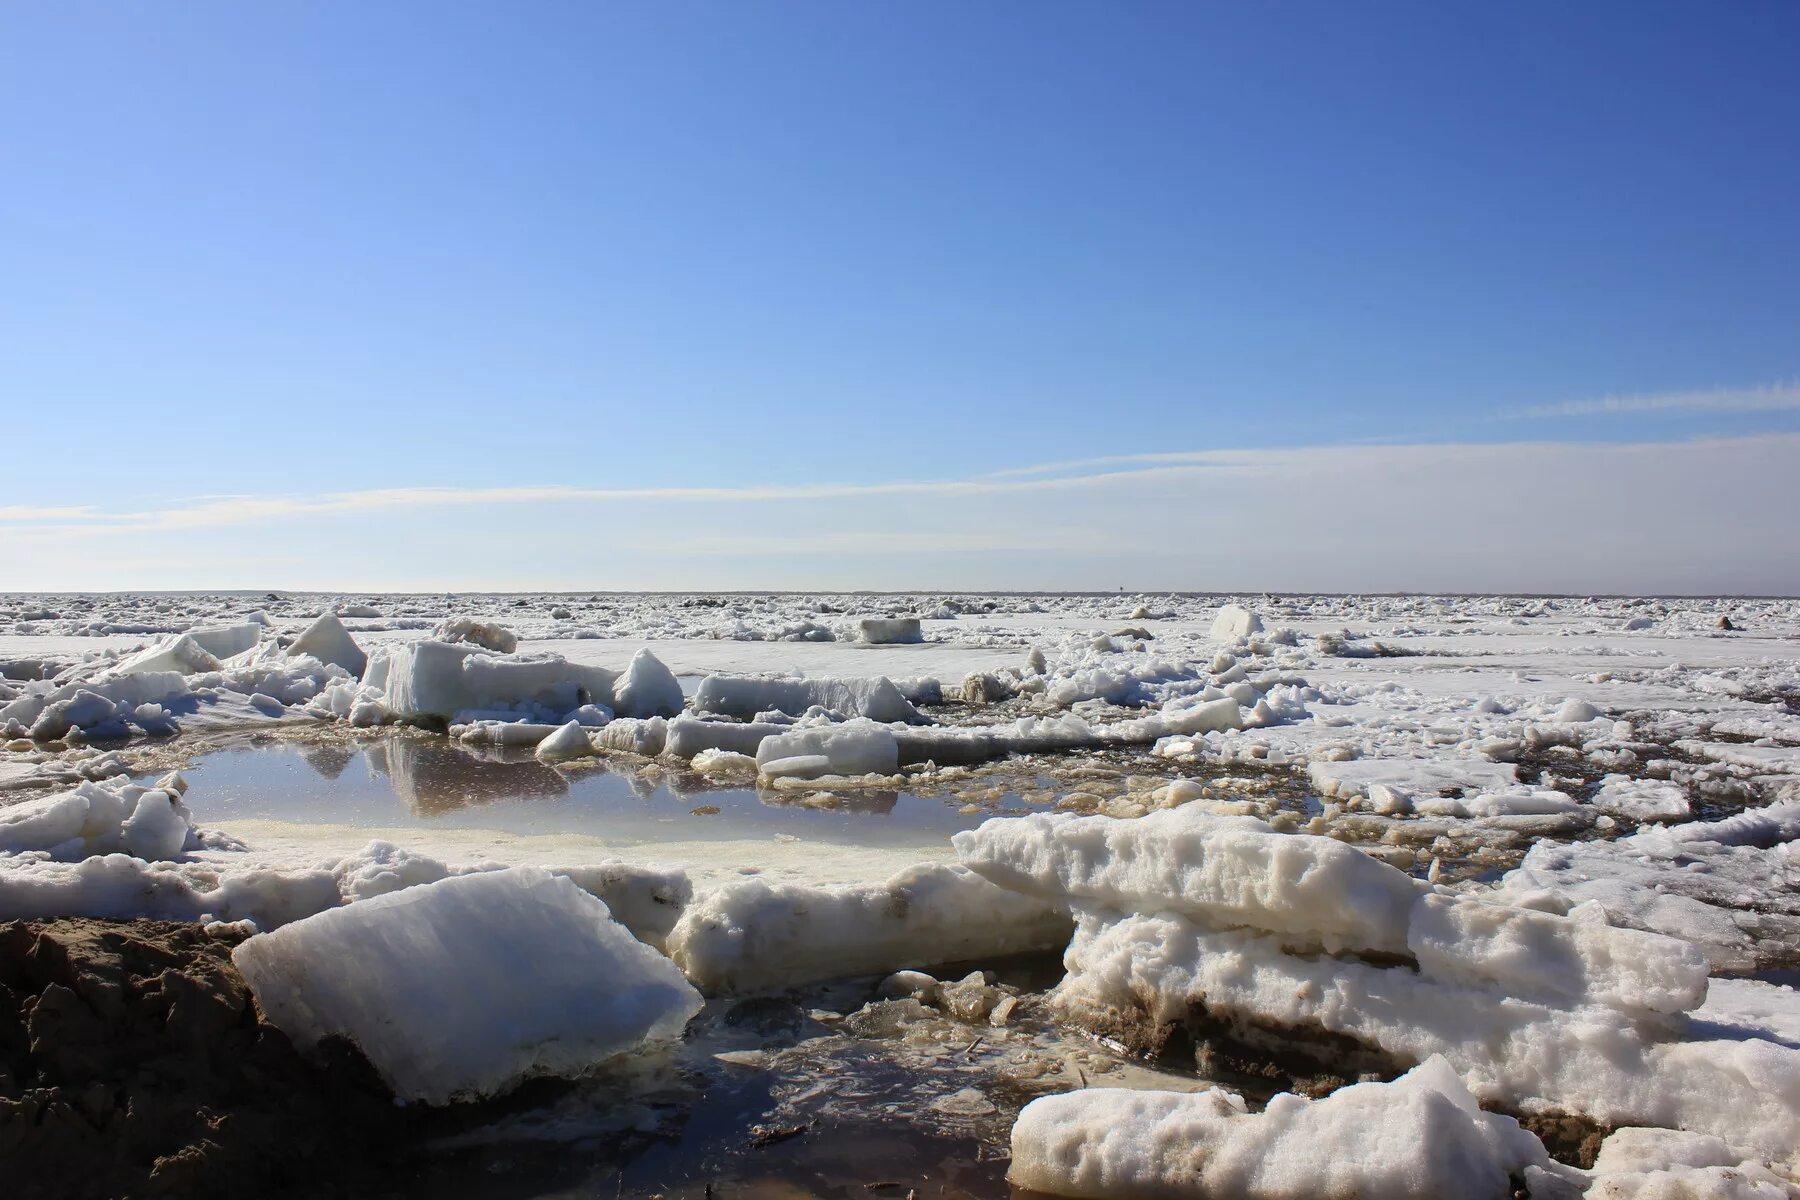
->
174, 734, 1037, 846
377, 956, 1201, 1200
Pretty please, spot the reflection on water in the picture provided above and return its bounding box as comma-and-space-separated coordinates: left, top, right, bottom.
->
354, 960, 1079, 1200
366, 738, 569, 816
176, 733, 1032, 847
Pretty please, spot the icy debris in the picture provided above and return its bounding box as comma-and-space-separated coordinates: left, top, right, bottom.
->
953, 809, 1424, 956
360, 640, 673, 722
453, 719, 561, 747
1556, 697, 1604, 724
114, 634, 221, 677
611, 648, 684, 718
690, 674, 923, 724
1494, 801, 1800, 971
120, 787, 192, 860
594, 715, 668, 756
957, 806, 1799, 1156
1589, 775, 1691, 822
0, 831, 689, 945
665, 862, 1073, 993
433, 616, 519, 653
1051, 907, 1800, 1157
1584, 1127, 1800, 1199
1413, 789, 1585, 820
183, 621, 264, 659
1309, 756, 1521, 805
1210, 604, 1264, 641
0, 774, 194, 860
759, 754, 834, 779
879, 969, 942, 1003
287, 611, 367, 677
857, 617, 923, 645
754, 719, 899, 779
233, 867, 702, 1104
664, 715, 789, 759
29, 689, 129, 741
1406, 892, 1709, 1017
1009, 1056, 1561, 1200
961, 671, 1014, 705
534, 719, 595, 761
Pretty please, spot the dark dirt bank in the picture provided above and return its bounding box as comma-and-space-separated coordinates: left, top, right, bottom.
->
0, 918, 413, 1200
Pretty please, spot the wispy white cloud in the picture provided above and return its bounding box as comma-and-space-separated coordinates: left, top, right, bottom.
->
977, 450, 1233, 480
632, 529, 1131, 557
0, 505, 99, 521
1502, 381, 1800, 420
6, 432, 1798, 593
0, 462, 1262, 536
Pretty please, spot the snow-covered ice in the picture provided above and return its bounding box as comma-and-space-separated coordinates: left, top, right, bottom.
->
1009, 1056, 1561, 1200
232, 867, 702, 1104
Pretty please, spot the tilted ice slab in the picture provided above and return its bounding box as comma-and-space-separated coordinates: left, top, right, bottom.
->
1008, 1056, 1561, 1200
1051, 907, 1800, 1158
233, 867, 703, 1105
955, 807, 1709, 1015
287, 611, 367, 677
689, 674, 923, 724
665, 862, 1073, 993
953, 808, 1425, 956
182, 621, 264, 660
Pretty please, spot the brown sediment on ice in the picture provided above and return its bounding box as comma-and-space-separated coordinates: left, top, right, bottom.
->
0, 918, 403, 1200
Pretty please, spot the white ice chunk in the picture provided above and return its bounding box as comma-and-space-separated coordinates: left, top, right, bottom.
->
609, 648, 684, 718
754, 718, 900, 778
114, 634, 221, 677
663, 715, 789, 759
1052, 908, 1800, 1158
1407, 892, 1710, 1016
691, 674, 922, 723
433, 616, 519, 653
593, 716, 668, 756
953, 808, 1423, 956
534, 719, 595, 761
288, 612, 368, 677
0, 776, 192, 860
365, 641, 616, 722
1008, 1056, 1556, 1200
1585, 1127, 1798, 1199
857, 617, 923, 645
232, 867, 703, 1104
1210, 605, 1264, 641
120, 789, 192, 860
184, 622, 263, 659
666, 862, 1073, 993
1588, 776, 1691, 822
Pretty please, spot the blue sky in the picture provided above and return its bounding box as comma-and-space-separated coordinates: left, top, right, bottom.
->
3, 2, 1798, 591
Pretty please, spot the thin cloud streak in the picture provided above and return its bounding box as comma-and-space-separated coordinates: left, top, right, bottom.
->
1503, 381, 1800, 420
4, 432, 1797, 539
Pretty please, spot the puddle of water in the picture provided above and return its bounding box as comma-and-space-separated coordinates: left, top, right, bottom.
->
351, 955, 1119, 1200
174, 734, 1040, 851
